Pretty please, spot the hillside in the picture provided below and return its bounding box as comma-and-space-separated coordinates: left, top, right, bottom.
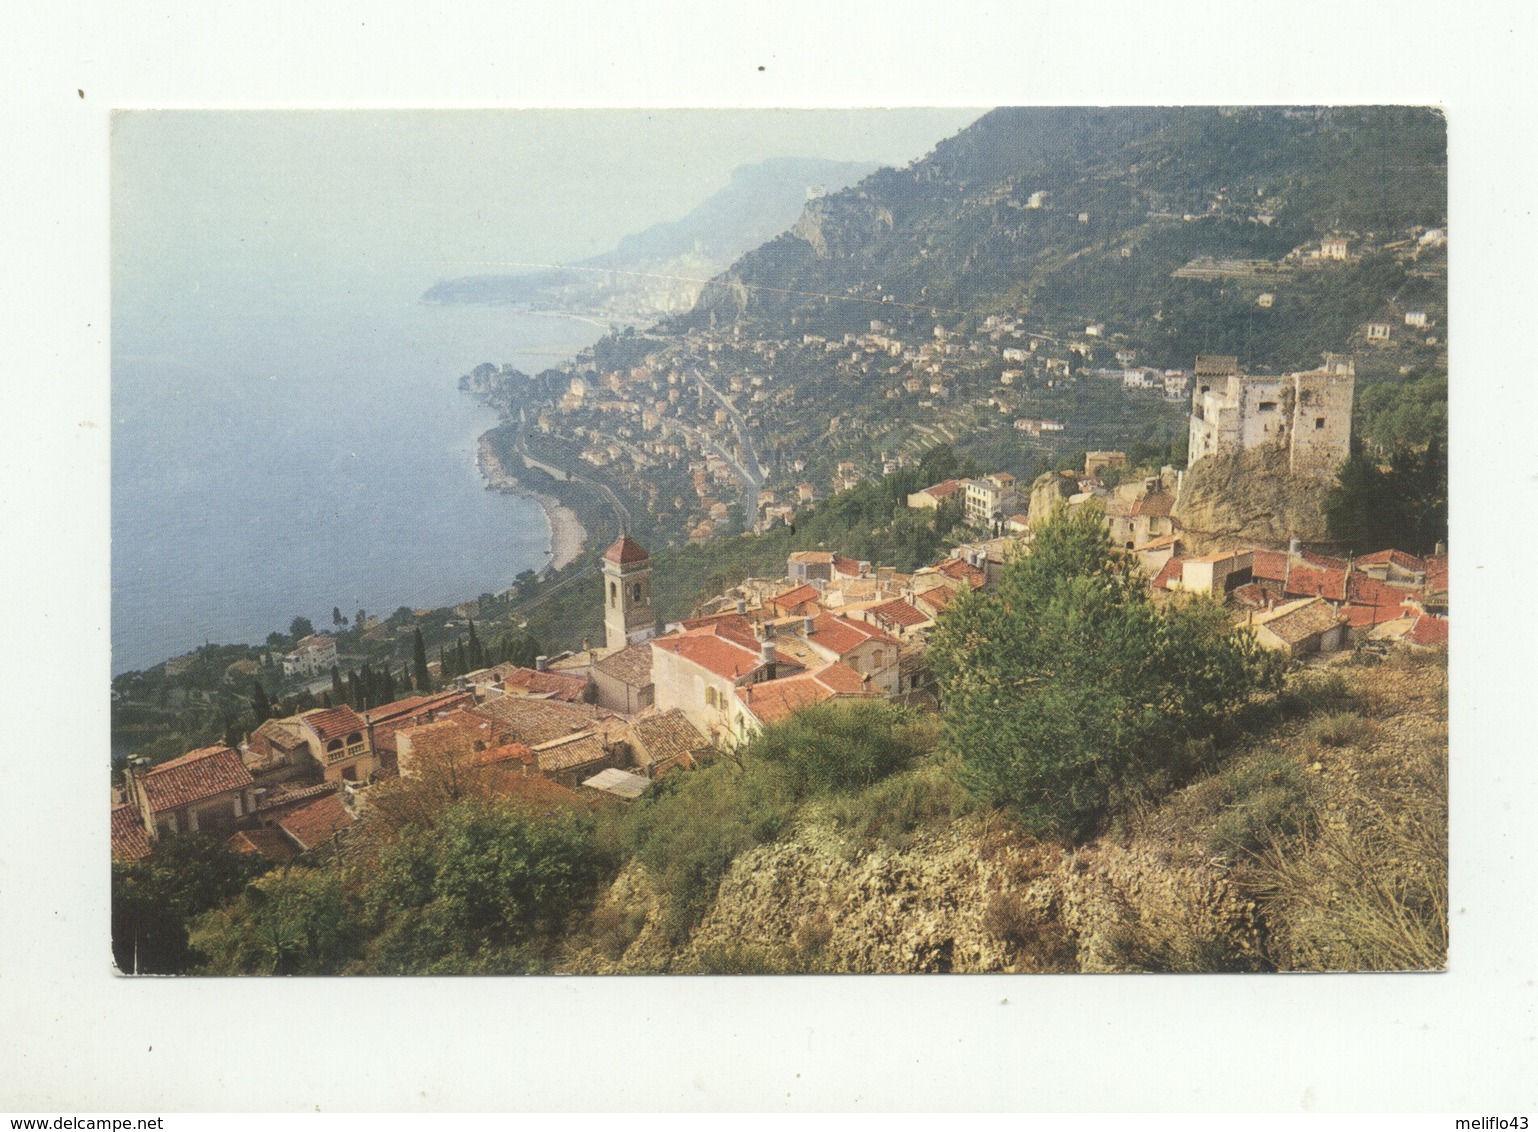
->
423, 156, 879, 320
673, 106, 1447, 371
562, 651, 1446, 974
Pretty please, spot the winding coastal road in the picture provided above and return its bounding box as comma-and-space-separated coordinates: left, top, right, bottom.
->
690, 367, 765, 524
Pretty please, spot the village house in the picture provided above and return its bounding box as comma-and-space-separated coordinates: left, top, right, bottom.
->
281, 633, 338, 678
962, 473, 1018, 527
905, 479, 963, 511
1248, 596, 1350, 657
626, 709, 710, 777
122, 746, 257, 840
590, 641, 657, 715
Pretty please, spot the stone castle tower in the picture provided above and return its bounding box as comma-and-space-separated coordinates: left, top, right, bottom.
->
1187, 353, 1355, 476
602, 534, 656, 651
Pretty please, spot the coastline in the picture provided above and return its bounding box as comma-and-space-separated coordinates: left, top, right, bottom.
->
476, 432, 588, 572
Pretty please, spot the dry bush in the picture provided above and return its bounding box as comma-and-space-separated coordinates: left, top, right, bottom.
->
792, 909, 834, 962
1304, 710, 1378, 749
983, 892, 1078, 972
586, 901, 648, 961
1245, 750, 1447, 971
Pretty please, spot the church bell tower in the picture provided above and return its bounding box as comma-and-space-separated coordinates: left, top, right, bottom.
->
602, 534, 655, 651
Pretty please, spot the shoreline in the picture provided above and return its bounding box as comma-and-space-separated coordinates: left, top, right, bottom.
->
476, 432, 588, 573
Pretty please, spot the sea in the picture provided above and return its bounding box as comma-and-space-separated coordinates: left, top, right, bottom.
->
111, 268, 602, 675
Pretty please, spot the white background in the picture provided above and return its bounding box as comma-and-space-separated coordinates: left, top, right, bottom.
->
3, 0, 1534, 1113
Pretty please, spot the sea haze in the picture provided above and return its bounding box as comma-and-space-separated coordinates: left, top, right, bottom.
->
111, 269, 598, 674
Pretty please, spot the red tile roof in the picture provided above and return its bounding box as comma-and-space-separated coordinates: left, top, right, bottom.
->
276, 793, 353, 852
1301, 550, 1350, 571
832, 554, 865, 578
228, 828, 297, 862
770, 583, 822, 611
502, 666, 590, 703
917, 480, 962, 501
603, 535, 650, 565
111, 805, 152, 862
299, 705, 367, 742
938, 558, 987, 589
738, 662, 880, 724
1131, 492, 1174, 517
653, 630, 763, 681
1151, 556, 1185, 590
1345, 602, 1409, 629
139, 747, 254, 814
1251, 550, 1288, 580
914, 586, 955, 613
1357, 549, 1426, 572
1409, 614, 1449, 647
808, 612, 898, 657
867, 598, 931, 630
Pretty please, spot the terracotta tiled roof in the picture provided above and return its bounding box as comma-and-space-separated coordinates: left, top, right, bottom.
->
533, 732, 610, 774
867, 598, 931, 630
788, 550, 834, 564
1345, 602, 1407, 629
1133, 533, 1180, 553
937, 558, 987, 589
1251, 550, 1288, 580
111, 805, 152, 862
1408, 614, 1449, 647
653, 631, 763, 681
227, 828, 297, 862
808, 612, 898, 657
139, 747, 253, 814
299, 706, 367, 742
472, 697, 607, 748
1254, 597, 1347, 645
1131, 492, 1174, 517
738, 662, 879, 723
254, 782, 337, 816
502, 666, 591, 703
1152, 556, 1185, 590
462, 741, 535, 770
831, 554, 865, 578
1357, 549, 1426, 572
918, 479, 962, 501
252, 718, 308, 750
488, 774, 592, 812
592, 641, 655, 687
770, 583, 822, 611
914, 586, 955, 613
365, 690, 473, 728
632, 709, 708, 767
1301, 551, 1350, 571
603, 535, 649, 565
276, 793, 353, 852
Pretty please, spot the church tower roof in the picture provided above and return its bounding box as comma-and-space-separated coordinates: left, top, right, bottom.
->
603, 535, 650, 566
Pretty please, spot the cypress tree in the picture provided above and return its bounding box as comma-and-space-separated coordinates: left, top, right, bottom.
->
413, 628, 431, 691
252, 679, 272, 725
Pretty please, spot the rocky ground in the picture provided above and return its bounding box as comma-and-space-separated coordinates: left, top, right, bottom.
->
561, 651, 1447, 975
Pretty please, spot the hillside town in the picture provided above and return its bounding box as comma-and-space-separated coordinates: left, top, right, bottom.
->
112, 345, 1448, 868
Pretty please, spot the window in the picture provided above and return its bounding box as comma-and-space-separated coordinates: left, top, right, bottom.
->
1258, 401, 1276, 412
1315, 417, 1326, 430
632, 582, 642, 602
609, 581, 617, 607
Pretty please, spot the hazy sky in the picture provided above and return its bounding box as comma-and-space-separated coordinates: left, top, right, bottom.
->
112, 109, 983, 294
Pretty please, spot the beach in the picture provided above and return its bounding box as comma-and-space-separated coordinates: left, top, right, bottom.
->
477, 432, 588, 572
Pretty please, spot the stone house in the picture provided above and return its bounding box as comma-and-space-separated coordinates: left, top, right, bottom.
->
1249, 597, 1349, 657
123, 746, 257, 840
591, 641, 656, 715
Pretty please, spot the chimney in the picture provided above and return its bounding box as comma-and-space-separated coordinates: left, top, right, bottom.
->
803, 615, 816, 636
760, 640, 777, 681
534, 655, 548, 672
1435, 540, 1446, 557
736, 599, 747, 615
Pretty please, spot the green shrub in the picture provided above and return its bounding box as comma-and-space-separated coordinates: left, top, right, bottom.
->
1304, 710, 1377, 749
1205, 752, 1314, 858
827, 758, 972, 848
749, 699, 934, 797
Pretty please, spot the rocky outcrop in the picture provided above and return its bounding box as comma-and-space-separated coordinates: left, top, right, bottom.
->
571, 814, 1262, 974
1173, 445, 1337, 556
